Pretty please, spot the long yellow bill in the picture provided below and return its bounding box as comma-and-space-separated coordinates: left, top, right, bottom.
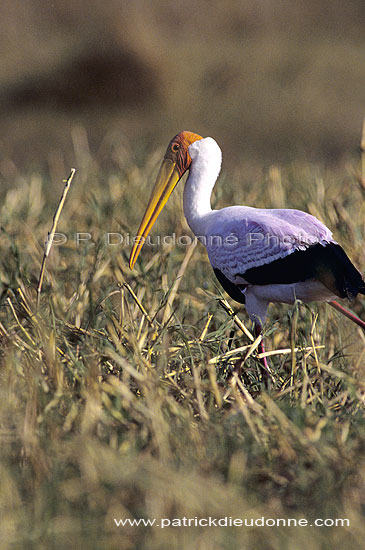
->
129, 158, 181, 269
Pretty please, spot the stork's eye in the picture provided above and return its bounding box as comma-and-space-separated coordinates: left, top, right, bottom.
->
171, 143, 179, 152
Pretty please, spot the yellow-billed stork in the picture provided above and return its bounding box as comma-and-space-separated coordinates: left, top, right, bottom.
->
129, 131, 365, 373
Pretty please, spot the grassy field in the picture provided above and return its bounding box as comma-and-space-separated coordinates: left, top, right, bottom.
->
0, 136, 364, 549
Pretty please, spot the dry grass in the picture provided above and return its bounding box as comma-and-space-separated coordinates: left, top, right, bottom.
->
0, 134, 364, 549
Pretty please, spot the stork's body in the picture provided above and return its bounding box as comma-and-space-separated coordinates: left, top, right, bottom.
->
129, 131, 365, 374
183, 137, 352, 324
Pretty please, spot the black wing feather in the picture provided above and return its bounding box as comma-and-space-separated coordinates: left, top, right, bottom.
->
242, 243, 364, 299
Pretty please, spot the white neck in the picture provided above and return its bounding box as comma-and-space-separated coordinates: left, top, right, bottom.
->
183, 137, 222, 236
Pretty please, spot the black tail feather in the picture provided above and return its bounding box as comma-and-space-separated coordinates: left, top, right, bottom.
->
242, 242, 364, 300
328, 243, 365, 299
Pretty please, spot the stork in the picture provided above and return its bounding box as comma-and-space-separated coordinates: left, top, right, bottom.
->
129, 131, 365, 374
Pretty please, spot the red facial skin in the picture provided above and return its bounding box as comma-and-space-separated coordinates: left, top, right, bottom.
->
164, 131, 203, 177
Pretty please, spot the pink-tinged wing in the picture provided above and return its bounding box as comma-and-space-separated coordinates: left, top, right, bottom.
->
204, 205, 334, 283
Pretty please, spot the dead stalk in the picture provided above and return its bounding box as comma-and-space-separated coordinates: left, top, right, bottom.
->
36, 169, 76, 310
162, 241, 197, 324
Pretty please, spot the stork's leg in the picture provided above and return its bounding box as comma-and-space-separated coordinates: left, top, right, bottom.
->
328, 301, 365, 331
254, 323, 273, 386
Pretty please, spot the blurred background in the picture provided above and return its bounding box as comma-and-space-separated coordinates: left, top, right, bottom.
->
1, 0, 365, 173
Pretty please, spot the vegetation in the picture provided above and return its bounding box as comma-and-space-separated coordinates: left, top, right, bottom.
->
0, 136, 364, 549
